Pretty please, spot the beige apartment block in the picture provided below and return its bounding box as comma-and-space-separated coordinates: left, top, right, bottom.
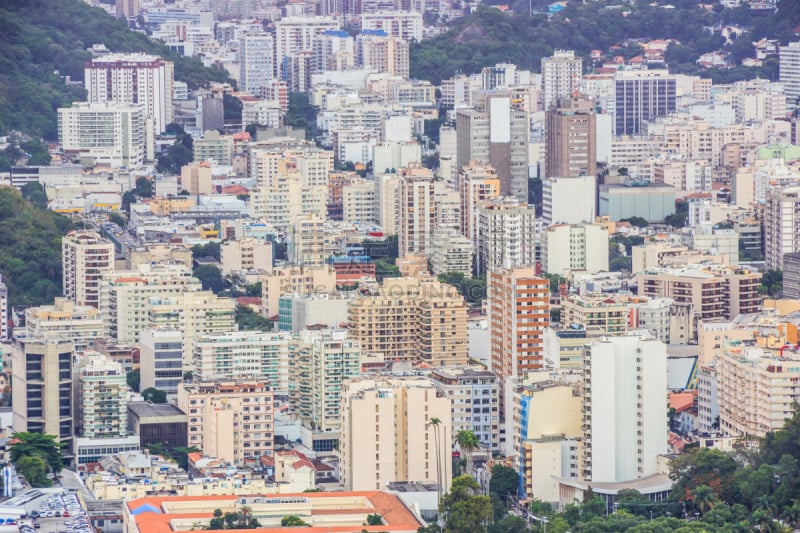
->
220, 238, 273, 275
339, 377, 452, 492
638, 264, 762, 326
348, 277, 468, 367
180, 162, 213, 195
62, 230, 115, 309
458, 161, 501, 251
488, 268, 550, 381
561, 293, 628, 335
717, 341, 800, 438
177, 381, 274, 465
127, 243, 193, 270
25, 297, 104, 353
261, 265, 337, 318
398, 164, 435, 258
289, 213, 328, 267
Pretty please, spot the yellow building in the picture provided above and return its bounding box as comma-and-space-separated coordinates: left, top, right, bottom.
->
261, 265, 337, 318
148, 196, 196, 216
348, 277, 468, 367
339, 377, 452, 492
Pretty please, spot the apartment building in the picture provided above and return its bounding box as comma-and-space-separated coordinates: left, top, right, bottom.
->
561, 293, 628, 335
488, 268, 550, 382
99, 264, 202, 342
348, 277, 468, 367
339, 377, 452, 492
545, 97, 596, 178
541, 175, 597, 226
288, 213, 328, 267
614, 69, 676, 135
476, 196, 536, 276
176, 381, 274, 465
582, 334, 668, 483
139, 328, 184, 396
192, 331, 291, 395
193, 130, 234, 165
360, 12, 423, 41
25, 297, 104, 354
458, 161, 501, 251
75, 352, 128, 439
356, 31, 410, 77
274, 17, 340, 78
764, 184, 800, 271
541, 50, 583, 111
179, 162, 212, 195
289, 329, 361, 452
398, 164, 435, 258
239, 32, 273, 97
58, 102, 145, 168
779, 41, 800, 104
540, 223, 609, 276
430, 367, 500, 452
84, 53, 174, 133
428, 227, 473, 278
12, 335, 75, 453
220, 238, 273, 275
0, 275, 7, 341
62, 231, 114, 309
342, 179, 376, 225
638, 264, 762, 327
717, 341, 800, 438
262, 265, 338, 317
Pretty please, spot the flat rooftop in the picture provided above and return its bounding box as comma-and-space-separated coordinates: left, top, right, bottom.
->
128, 402, 186, 419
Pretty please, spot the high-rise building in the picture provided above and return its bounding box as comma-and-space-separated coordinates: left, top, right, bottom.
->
779, 41, 800, 104
541, 50, 583, 111
784, 252, 800, 299
193, 331, 292, 395
75, 351, 128, 439
84, 53, 174, 134
540, 223, 609, 276
541, 175, 596, 227
545, 97, 596, 178
62, 230, 114, 309
115, 0, 140, 18
12, 335, 75, 453
313, 30, 355, 73
476, 196, 536, 275
289, 330, 361, 451
239, 32, 273, 97
614, 70, 676, 135
288, 213, 327, 267
488, 268, 550, 382
0, 275, 8, 341
356, 31, 409, 77
176, 380, 275, 465
58, 102, 146, 169
25, 298, 104, 354
430, 367, 500, 452
764, 184, 800, 271
339, 376, 452, 491
139, 328, 184, 396
458, 162, 501, 252
582, 334, 667, 483
360, 12, 422, 41
274, 17, 340, 79
456, 94, 530, 202
348, 277, 468, 366
398, 164, 435, 258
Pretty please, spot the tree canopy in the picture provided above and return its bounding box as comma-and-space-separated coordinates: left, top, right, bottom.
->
9, 432, 63, 475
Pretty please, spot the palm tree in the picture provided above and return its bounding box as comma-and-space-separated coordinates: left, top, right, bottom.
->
692, 485, 716, 514
455, 430, 480, 479
428, 417, 444, 505
781, 504, 800, 529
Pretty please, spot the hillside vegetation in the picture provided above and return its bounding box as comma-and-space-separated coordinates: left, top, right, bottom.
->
0, 187, 74, 307
0, 0, 231, 140
411, 0, 800, 85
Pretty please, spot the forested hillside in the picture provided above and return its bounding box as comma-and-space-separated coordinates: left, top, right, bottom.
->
0, 0, 230, 140
411, 0, 800, 85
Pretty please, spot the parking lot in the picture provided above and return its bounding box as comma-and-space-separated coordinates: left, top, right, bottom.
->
5, 490, 91, 533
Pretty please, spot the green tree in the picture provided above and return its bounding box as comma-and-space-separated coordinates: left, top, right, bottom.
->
488, 514, 528, 533
16, 455, 50, 487
127, 369, 141, 392
171, 446, 201, 470
692, 485, 716, 514
9, 432, 63, 474
134, 176, 153, 198
366, 514, 383, 525
280, 515, 309, 527
21, 182, 48, 209
428, 417, 445, 505
109, 211, 127, 228
759, 269, 783, 298
194, 264, 228, 293
620, 216, 649, 228
235, 304, 273, 331
141, 387, 168, 404
455, 430, 480, 478
489, 464, 519, 507
191, 241, 221, 261
440, 476, 493, 533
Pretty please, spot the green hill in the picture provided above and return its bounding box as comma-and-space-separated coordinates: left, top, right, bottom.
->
0, 186, 74, 307
0, 0, 231, 140
411, 0, 799, 86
